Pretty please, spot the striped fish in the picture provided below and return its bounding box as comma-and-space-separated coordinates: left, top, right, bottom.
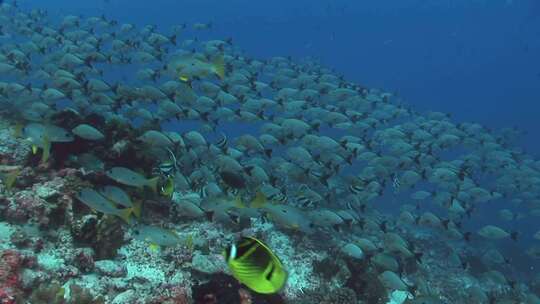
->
215, 132, 228, 152
224, 237, 287, 294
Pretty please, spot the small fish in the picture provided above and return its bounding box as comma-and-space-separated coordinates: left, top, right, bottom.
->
161, 176, 175, 197
76, 153, 105, 172
76, 188, 132, 223
72, 124, 105, 141
215, 132, 228, 152
168, 52, 225, 82
106, 167, 159, 192
100, 185, 133, 208
175, 195, 208, 219
156, 161, 176, 176
193, 22, 213, 30
220, 170, 246, 189
392, 174, 401, 193
1, 168, 20, 191
154, 147, 180, 177
133, 225, 181, 249
24, 123, 72, 163
137, 130, 174, 148
185, 233, 194, 251
477, 225, 518, 241
224, 237, 287, 294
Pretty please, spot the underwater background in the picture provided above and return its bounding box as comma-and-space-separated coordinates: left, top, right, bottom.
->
23, 0, 540, 154
0, 0, 540, 303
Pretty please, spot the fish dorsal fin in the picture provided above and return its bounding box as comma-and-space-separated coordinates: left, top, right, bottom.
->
212, 56, 225, 79
40, 134, 51, 164
31, 144, 38, 155
147, 176, 160, 193
4, 169, 20, 191
12, 123, 23, 138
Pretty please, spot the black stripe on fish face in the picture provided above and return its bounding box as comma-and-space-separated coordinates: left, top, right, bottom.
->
224, 244, 233, 260
234, 237, 257, 259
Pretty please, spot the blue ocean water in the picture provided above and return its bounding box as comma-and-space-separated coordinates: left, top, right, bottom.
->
23, 0, 540, 155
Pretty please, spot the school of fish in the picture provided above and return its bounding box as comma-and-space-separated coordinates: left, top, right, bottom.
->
1, 1, 540, 303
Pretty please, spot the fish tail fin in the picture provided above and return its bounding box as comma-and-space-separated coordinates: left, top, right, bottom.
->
147, 176, 160, 192
169, 34, 177, 45
4, 169, 20, 191
118, 208, 132, 224
511, 231, 519, 241
12, 123, 23, 138
251, 191, 267, 208
205, 210, 215, 222
149, 243, 160, 252
213, 56, 225, 79
234, 196, 246, 209
40, 135, 51, 164
132, 200, 142, 219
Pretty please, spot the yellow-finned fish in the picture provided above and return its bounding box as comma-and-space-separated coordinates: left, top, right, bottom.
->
167, 52, 225, 83
224, 237, 287, 294
160, 176, 175, 197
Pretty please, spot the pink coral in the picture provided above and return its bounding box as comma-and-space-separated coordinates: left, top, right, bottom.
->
0, 288, 16, 304
5, 191, 48, 224
73, 249, 95, 273
54, 168, 79, 179
0, 250, 22, 304
150, 284, 189, 304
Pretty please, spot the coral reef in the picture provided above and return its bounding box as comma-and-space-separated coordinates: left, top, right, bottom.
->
0, 124, 30, 165
29, 282, 66, 304
297, 286, 358, 304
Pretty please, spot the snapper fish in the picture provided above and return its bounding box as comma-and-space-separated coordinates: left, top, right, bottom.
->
106, 167, 159, 192
132, 225, 181, 250
72, 124, 104, 140
476, 225, 518, 241
76, 188, 133, 223
23, 123, 74, 163
100, 185, 142, 218
167, 52, 225, 83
